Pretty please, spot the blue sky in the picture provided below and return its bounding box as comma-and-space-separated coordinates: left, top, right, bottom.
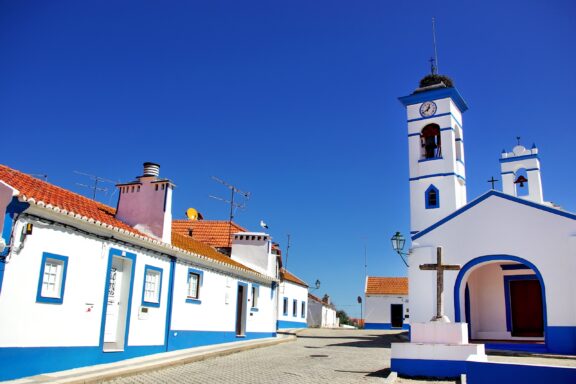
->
1, 1, 575, 318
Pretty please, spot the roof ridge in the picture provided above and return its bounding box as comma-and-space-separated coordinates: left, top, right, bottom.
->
0, 164, 114, 212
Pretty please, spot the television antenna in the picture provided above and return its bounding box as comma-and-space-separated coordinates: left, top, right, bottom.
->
29, 173, 48, 181
74, 171, 117, 200
209, 176, 250, 247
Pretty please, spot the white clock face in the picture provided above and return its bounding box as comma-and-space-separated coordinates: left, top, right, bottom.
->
419, 101, 437, 117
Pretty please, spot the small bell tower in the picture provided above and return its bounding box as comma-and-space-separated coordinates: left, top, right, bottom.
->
399, 75, 469, 234
500, 141, 543, 204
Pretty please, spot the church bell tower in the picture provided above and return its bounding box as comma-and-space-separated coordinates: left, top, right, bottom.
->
399, 75, 469, 235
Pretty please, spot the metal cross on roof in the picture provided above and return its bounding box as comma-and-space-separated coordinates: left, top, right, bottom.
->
487, 176, 499, 189
419, 247, 461, 322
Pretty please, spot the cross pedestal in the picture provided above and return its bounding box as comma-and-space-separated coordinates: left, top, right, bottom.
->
390, 246, 486, 379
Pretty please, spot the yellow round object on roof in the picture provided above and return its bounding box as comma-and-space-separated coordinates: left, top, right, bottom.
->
186, 208, 199, 220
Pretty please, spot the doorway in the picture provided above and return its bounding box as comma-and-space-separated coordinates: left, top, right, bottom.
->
391, 304, 404, 328
510, 279, 544, 337
236, 283, 247, 336
103, 255, 133, 351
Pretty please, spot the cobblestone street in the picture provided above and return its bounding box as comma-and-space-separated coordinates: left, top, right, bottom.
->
104, 329, 457, 384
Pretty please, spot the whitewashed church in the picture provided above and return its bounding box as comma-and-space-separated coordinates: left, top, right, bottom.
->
400, 74, 576, 355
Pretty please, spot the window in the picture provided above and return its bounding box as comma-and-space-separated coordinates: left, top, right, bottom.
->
251, 284, 259, 310
36, 253, 68, 304
301, 301, 306, 318
283, 297, 288, 316
142, 265, 163, 307
425, 185, 440, 209
420, 124, 441, 159
293, 299, 297, 317
186, 268, 203, 304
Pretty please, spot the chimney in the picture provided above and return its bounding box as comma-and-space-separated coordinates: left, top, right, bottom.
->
115, 162, 174, 244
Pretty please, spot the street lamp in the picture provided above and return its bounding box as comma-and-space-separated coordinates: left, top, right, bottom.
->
310, 279, 321, 290
390, 231, 409, 267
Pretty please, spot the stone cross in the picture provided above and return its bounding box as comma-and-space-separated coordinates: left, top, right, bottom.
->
419, 247, 461, 322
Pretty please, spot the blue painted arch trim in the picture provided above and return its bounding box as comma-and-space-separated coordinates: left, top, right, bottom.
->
453, 255, 547, 338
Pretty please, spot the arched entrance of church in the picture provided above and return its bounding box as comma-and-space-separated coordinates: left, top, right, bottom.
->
453, 255, 547, 349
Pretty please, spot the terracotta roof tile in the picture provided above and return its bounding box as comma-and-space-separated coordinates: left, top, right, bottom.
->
0, 164, 143, 236
0, 164, 261, 275
280, 268, 308, 287
172, 220, 247, 248
365, 277, 408, 295
171, 232, 253, 272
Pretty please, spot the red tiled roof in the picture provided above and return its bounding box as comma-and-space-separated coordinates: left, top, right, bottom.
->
280, 268, 308, 287
171, 232, 253, 272
172, 220, 247, 248
366, 277, 408, 295
0, 164, 261, 275
0, 164, 142, 236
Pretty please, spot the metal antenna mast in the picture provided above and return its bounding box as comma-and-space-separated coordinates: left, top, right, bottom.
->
431, 17, 439, 75
210, 176, 250, 247
74, 171, 117, 200
285, 234, 291, 269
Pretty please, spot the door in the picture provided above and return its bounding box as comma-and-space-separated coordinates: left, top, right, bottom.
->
236, 284, 247, 336
510, 279, 544, 337
103, 256, 132, 350
391, 304, 404, 328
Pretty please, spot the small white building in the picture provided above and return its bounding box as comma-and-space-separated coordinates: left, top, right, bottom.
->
0, 163, 279, 381
277, 268, 308, 329
399, 77, 576, 355
364, 277, 409, 330
307, 293, 339, 328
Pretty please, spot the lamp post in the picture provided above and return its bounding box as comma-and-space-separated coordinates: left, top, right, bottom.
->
357, 296, 363, 328
390, 231, 409, 267
310, 279, 321, 291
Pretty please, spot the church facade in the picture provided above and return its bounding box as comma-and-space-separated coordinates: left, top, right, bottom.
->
400, 77, 576, 355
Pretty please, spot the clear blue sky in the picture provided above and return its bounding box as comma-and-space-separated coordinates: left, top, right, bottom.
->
1, 1, 575, 318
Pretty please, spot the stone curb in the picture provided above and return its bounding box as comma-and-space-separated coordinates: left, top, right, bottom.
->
7, 334, 296, 384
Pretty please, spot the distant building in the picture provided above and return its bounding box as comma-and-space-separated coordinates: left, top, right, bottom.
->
364, 277, 409, 330
277, 268, 308, 329
307, 293, 339, 328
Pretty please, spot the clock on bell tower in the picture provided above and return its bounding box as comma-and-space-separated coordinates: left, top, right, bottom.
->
398, 75, 469, 235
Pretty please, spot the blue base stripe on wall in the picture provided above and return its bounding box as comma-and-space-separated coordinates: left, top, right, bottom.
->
466, 361, 576, 384
0, 345, 165, 381
167, 330, 276, 351
546, 326, 576, 355
364, 323, 410, 330
391, 358, 466, 378
277, 320, 307, 329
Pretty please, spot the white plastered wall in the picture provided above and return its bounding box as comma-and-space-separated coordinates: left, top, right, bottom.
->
278, 281, 307, 323
365, 295, 409, 325
409, 195, 576, 329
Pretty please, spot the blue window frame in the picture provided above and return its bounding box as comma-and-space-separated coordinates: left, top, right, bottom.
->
186, 267, 204, 304
425, 184, 440, 209
36, 252, 69, 304
292, 299, 298, 317
251, 283, 260, 311
283, 297, 288, 316
142, 265, 163, 308
301, 301, 306, 318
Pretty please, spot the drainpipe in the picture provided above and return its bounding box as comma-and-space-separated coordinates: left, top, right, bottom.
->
164, 257, 176, 351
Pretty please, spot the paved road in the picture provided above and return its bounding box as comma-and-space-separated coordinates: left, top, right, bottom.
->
104, 328, 457, 384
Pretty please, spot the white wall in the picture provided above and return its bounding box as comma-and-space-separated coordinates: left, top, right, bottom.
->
409, 194, 576, 328
278, 281, 307, 323
365, 295, 409, 325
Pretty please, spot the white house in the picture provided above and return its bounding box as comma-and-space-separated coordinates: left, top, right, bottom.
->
364, 277, 409, 330
0, 163, 279, 381
307, 293, 339, 328
398, 75, 576, 355
277, 268, 308, 329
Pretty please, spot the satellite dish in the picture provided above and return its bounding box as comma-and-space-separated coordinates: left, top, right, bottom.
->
186, 208, 199, 220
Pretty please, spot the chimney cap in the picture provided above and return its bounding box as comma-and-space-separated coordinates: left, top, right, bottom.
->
142, 162, 160, 177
